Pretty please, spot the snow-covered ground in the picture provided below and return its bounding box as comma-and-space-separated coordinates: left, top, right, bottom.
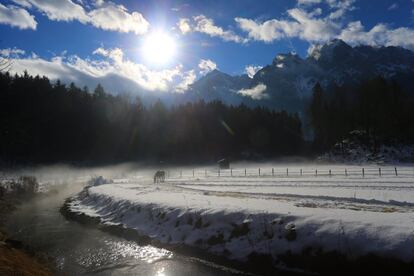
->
68, 164, 414, 269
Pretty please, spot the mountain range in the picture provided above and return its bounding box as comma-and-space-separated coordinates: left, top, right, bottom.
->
176, 39, 414, 114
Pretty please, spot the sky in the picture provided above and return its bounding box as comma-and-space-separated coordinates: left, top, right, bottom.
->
1, 0, 414, 95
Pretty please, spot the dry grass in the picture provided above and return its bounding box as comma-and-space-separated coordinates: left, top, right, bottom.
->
382, 207, 398, 213
0, 245, 52, 276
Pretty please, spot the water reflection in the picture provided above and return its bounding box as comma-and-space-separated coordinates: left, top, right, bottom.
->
4, 182, 241, 276
155, 266, 166, 276
104, 240, 173, 263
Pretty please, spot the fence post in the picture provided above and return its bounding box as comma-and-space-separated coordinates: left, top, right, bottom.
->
245, 169, 246, 176
272, 168, 274, 176
259, 168, 261, 176
395, 167, 398, 176
315, 169, 318, 177
362, 168, 365, 178
300, 169, 302, 176
379, 168, 381, 177
329, 169, 332, 177
286, 168, 289, 177
231, 168, 233, 177
345, 169, 348, 177
192, 170, 194, 177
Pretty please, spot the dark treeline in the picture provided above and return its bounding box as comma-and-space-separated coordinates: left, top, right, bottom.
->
309, 77, 414, 150
0, 72, 304, 165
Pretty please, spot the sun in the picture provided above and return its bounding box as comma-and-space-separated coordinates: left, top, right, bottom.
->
142, 31, 177, 66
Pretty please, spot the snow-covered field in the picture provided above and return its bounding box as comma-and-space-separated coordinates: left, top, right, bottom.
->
68, 164, 414, 269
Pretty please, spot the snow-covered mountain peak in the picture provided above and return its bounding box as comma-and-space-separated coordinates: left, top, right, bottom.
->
204, 69, 228, 79
315, 39, 354, 64
180, 40, 414, 113
273, 53, 303, 68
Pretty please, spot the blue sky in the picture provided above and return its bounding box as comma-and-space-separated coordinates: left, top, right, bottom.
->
1, 0, 414, 94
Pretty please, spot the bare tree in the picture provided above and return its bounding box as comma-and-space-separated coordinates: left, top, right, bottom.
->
0, 55, 12, 72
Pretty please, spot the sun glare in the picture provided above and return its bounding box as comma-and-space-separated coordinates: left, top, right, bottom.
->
142, 31, 177, 66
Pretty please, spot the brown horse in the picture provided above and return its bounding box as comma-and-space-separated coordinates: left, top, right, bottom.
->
153, 170, 166, 183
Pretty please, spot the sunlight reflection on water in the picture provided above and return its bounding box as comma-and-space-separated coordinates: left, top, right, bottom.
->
155, 266, 166, 276
76, 239, 173, 268
105, 240, 173, 263
4, 176, 242, 276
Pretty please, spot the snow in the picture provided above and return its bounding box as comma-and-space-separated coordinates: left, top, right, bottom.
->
68, 164, 414, 266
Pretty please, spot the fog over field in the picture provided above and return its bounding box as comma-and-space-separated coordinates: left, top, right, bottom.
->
3, 0, 414, 274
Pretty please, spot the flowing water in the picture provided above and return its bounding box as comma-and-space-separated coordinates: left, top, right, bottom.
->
3, 182, 243, 276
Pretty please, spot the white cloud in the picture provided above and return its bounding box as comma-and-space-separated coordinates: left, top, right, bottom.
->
237, 83, 268, 100
339, 21, 414, 50
388, 3, 399, 11
236, 8, 338, 43
297, 0, 356, 18
90, 47, 191, 91
177, 18, 191, 34
171, 4, 189, 12
198, 59, 217, 75
88, 2, 149, 35
11, 1, 32, 8
6, 47, 196, 94
235, 17, 301, 43
245, 65, 263, 78
288, 8, 339, 41
180, 15, 248, 43
309, 7, 323, 17
11, 0, 149, 34
297, 0, 322, 6
0, 3, 37, 30
13, 0, 89, 22
93, 0, 104, 7
326, 0, 354, 9
93, 47, 123, 63
236, 0, 414, 51
175, 70, 196, 92
326, 0, 355, 20
194, 15, 245, 43
307, 44, 323, 59
0, 47, 26, 57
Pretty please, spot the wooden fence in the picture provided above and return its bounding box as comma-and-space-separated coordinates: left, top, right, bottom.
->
166, 167, 414, 179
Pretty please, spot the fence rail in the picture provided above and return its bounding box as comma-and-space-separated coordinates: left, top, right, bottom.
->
165, 167, 414, 179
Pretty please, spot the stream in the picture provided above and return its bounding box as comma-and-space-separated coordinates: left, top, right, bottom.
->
3, 181, 244, 276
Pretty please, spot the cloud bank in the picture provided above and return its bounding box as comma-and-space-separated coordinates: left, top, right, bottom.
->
7, 0, 149, 34
178, 15, 248, 43
1, 47, 199, 95
234, 0, 414, 50
0, 3, 37, 30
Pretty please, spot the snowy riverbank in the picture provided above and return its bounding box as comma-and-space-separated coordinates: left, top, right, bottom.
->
67, 165, 414, 273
